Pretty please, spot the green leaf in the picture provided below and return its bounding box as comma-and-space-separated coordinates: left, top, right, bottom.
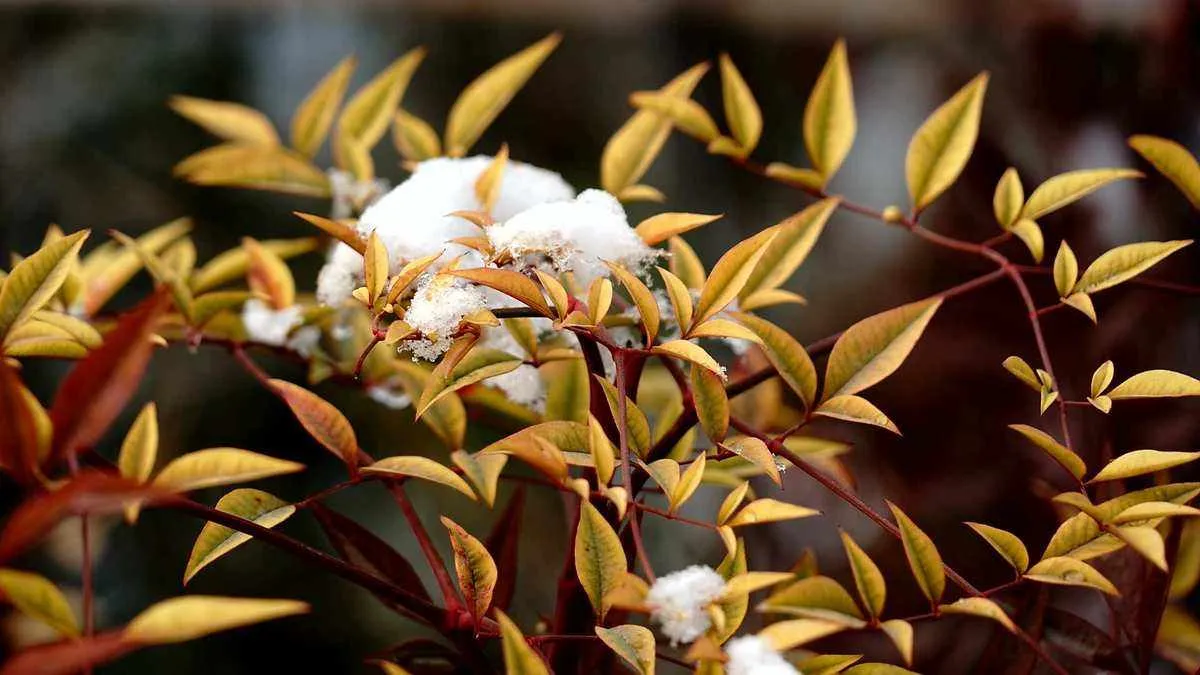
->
575, 501, 626, 619
0, 568, 79, 637
717, 53, 762, 155
992, 168, 1023, 228
804, 40, 856, 182
905, 73, 989, 210
595, 625, 656, 675
0, 231, 89, 341
440, 516, 497, 628
1129, 134, 1200, 209
1021, 168, 1141, 220
965, 522, 1029, 573
1073, 240, 1192, 295
888, 502, 945, 605
125, 596, 309, 645
1008, 424, 1086, 481
1090, 450, 1200, 483
184, 489, 295, 584
822, 298, 941, 400
1107, 369, 1200, 400
840, 530, 886, 618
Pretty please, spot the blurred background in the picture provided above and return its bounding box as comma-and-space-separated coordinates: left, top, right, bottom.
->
1, 0, 1198, 673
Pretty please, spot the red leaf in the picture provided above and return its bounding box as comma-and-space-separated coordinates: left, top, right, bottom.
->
309, 503, 431, 609
49, 290, 170, 464
0, 631, 132, 675
269, 379, 361, 472
0, 471, 172, 562
485, 487, 524, 612
0, 363, 44, 485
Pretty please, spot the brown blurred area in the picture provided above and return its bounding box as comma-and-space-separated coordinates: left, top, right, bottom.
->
1, 1, 1198, 673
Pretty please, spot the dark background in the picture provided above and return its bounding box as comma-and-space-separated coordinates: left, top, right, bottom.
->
1, 1, 1198, 673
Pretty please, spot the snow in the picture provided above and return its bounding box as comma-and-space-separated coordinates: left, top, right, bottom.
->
241, 298, 302, 346
646, 565, 728, 645
725, 635, 802, 675
399, 276, 488, 361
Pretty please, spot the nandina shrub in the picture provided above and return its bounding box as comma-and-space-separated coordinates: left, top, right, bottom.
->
0, 33, 1198, 675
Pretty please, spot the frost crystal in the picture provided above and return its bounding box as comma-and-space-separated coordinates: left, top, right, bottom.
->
328, 168, 389, 220
725, 635, 801, 675
646, 565, 727, 645
487, 189, 658, 284
241, 298, 303, 346
400, 276, 487, 360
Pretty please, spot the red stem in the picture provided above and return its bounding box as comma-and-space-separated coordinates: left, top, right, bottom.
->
386, 483, 463, 614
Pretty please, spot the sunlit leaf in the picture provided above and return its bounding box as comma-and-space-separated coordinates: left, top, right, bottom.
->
668, 235, 707, 289
605, 262, 660, 343
1129, 134, 1200, 209
823, 298, 941, 400
496, 609, 551, 675
362, 456, 475, 499
184, 489, 295, 584
1009, 218, 1044, 263
763, 163, 825, 190
153, 448, 304, 493
291, 56, 356, 157
733, 312, 817, 411
888, 501, 945, 605
595, 377, 650, 457
1113, 525, 1167, 570
905, 73, 988, 210
1114, 501, 1200, 524
339, 48, 425, 150
628, 91, 719, 143
444, 268, 551, 317
1090, 449, 1200, 483
0, 231, 88, 341
575, 501, 626, 619
815, 395, 899, 434
1053, 241, 1078, 298
758, 575, 865, 626
965, 522, 1028, 573
717, 53, 762, 156
939, 597, 1015, 633
125, 596, 309, 645
724, 436, 780, 486
190, 237, 317, 294
880, 619, 913, 666
595, 624, 656, 675
759, 618, 847, 652
716, 482, 750, 527
652, 340, 723, 378
1107, 369, 1200, 400
242, 237, 295, 310
741, 198, 838, 302
416, 346, 522, 419
840, 531, 885, 618
728, 498, 819, 527
804, 39, 855, 182
1073, 240, 1192, 295
450, 450, 507, 508
169, 96, 279, 146
269, 379, 359, 470
175, 143, 330, 197
1024, 556, 1118, 596
0, 568, 79, 637
440, 516, 496, 628
635, 212, 721, 247
392, 108, 442, 162
1021, 168, 1141, 221
993, 168, 1023, 228
1008, 424, 1086, 481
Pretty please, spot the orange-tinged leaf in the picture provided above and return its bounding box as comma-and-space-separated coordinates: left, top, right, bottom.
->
243, 237, 295, 309
694, 228, 776, 326
363, 232, 389, 305
175, 143, 330, 197
125, 596, 309, 645
635, 212, 721, 246
444, 268, 551, 316
0, 363, 45, 485
717, 53, 762, 155
293, 212, 365, 255
339, 48, 425, 149
291, 56, 356, 157
668, 235, 706, 289
362, 456, 475, 498
80, 218, 192, 315
628, 90, 719, 142
269, 379, 359, 470
440, 516, 496, 628
169, 96, 279, 146
190, 237, 317, 295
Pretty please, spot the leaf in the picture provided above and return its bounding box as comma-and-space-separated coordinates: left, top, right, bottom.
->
1090, 449, 1200, 483
1114, 501, 1200, 524
605, 262, 660, 343
628, 91, 719, 142
1021, 168, 1142, 220
1002, 355, 1041, 391
725, 436, 780, 486
444, 33, 560, 156
416, 347, 522, 418
390, 361, 466, 450
1009, 218, 1044, 263
0, 568, 79, 637
184, 489, 295, 584
175, 143, 330, 197
574, 501, 626, 619
1107, 369, 1200, 400
797, 654, 864, 675
1113, 525, 1167, 570
309, 503, 430, 605
733, 312, 818, 410
362, 456, 475, 499
450, 450, 507, 507
880, 619, 913, 666
440, 516, 496, 628
759, 618, 847, 652
1074, 240, 1192, 294
0, 363, 45, 485
444, 268, 551, 316
601, 62, 709, 195
888, 502, 945, 605
740, 198, 838, 301
125, 596, 308, 645
728, 498, 819, 527
966, 522, 1029, 573
587, 277, 614, 326
670, 454, 707, 514
694, 228, 777, 326
339, 48, 425, 149
1129, 134, 1200, 209
268, 379, 359, 470
905, 73, 989, 211
49, 291, 170, 462
291, 56, 356, 157
635, 212, 721, 247
939, 597, 1015, 632
1024, 556, 1118, 596
716, 482, 750, 527
595, 625, 656, 675
759, 575, 865, 626
657, 267, 694, 333
190, 237, 317, 294
153, 448, 304, 492
0, 231, 89, 341
691, 366, 729, 442
840, 531, 886, 618
652, 340, 723, 378
823, 298, 941, 400
362, 233, 389, 306
495, 610, 551, 675
33, 311, 101, 349
688, 318, 762, 343
717, 54, 762, 155
668, 235, 707, 289
169, 96, 279, 146
1052, 241, 1079, 298
815, 395, 899, 434
1008, 424, 1086, 481
764, 163, 825, 190
392, 108, 442, 162
804, 39, 856, 181
595, 377, 651, 457
993, 168, 1024, 228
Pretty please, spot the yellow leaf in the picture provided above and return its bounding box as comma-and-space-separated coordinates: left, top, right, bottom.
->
440, 516, 496, 626
905, 73, 989, 210
1091, 449, 1200, 483
1052, 241, 1078, 298
688, 318, 762, 344
175, 143, 330, 197
444, 33, 560, 156
715, 482, 750, 528
1129, 134, 1200, 209
1090, 360, 1114, 399
339, 48, 425, 150
0, 568, 78, 637
106, 230, 195, 322
1113, 525, 1167, 570
628, 91, 719, 142
587, 277, 614, 326
717, 53, 762, 155
1074, 240, 1192, 295
1008, 424, 1086, 481
496, 609, 551, 675
797, 654, 865, 674
740, 198, 838, 301
1107, 369, 1200, 400
1024, 556, 1118, 596
758, 575, 865, 626
617, 184, 667, 202
728, 498, 819, 527
887, 502, 945, 605
416, 346, 522, 418
444, 268, 551, 317
733, 312, 817, 410
189, 237, 316, 295
126, 596, 309, 644
362, 456, 476, 498
764, 163, 825, 190
184, 489, 294, 584
154, 448, 304, 492
965, 522, 1029, 573
822, 298, 941, 400
739, 288, 807, 311
78, 218, 192, 314
474, 144, 509, 215
169, 96, 279, 146
595, 625, 656, 675
118, 402, 158, 485
390, 361, 466, 450
691, 366, 729, 442
1009, 218, 1044, 263
386, 251, 443, 305
363, 232, 389, 305
804, 39, 856, 181
291, 56, 356, 157
652, 340, 723, 378
1021, 168, 1142, 220
575, 501, 626, 619
2, 336, 88, 359
605, 262, 660, 343
668, 235, 707, 289
449, 451, 506, 507
671, 453, 706, 514
840, 530, 886, 618
759, 618, 847, 652
542, 358, 589, 424
726, 436, 780, 487
1114, 501, 1200, 524
268, 379, 360, 468
720, 571, 793, 601
938, 597, 1015, 633
587, 414, 616, 485
694, 228, 777, 326
1002, 355, 1041, 391
843, 665, 919, 675
658, 267, 694, 332
392, 108, 442, 162
879, 619, 913, 666
595, 377, 651, 457
31, 311, 100, 349
375, 663, 412, 675
815, 395, 899, 434
0, 231, 89, 340
635, 212, 721, 247
601, 62, 709, 195
993, 168, 1024, 228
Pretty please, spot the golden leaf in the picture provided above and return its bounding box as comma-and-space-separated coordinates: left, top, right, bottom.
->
670, 453, 707, 514
1002, 355, 1041, 391
0, 231, 89, 341
291, 56, 356, 157
1091, 449, 1200, 483
741, 198, 838, 302
496, 610, 551, 675
1107, 369, 1200, 400
587, 277, 614, 325
759, 575, 865, 626
759, 618, 847, 652
880, 619, 913, 666
658, 267, 694, 332
32, 311, 100, 349
170, 96, 279, 146
189, 237, 316, 294
840, 530, 886, 618
126, 596, 309, 644
440, 516, 497, 626
905, 73, 989, 211
595, 625, 656, 675
726, 436, 780, 486
339, 48, 425, 150
1024, 556, 1118, 596
1090, 360, 1114, 399
605, 261, 660, 344
416, 346, 522, 419
1129, 134, 1200, 209
587, 414, 616, 485
965, 522, 1029, 573
595, 377, 651, 457
628, 91, 719, 142
1074, 240, 1192, 295
1113, 525, 1167, 570
668, 235, 706, 289
475, 143, 509, 215
1008, 424, 1086, 481
938, 597, 1015, 633
1052, 241, 1078, 298
0, 568, 78, 637
764, 163, 825, 190
117, 402, 159, 519
822, 298, 941, 400
815, 395, 899, 434
993, 167, 1024, 229
386, 251, 443, 305
269, 379, 360, 468
691, 366, 729, 442
652, 340, 723, 378
717, 53, 762, 156
390, 361, 466, 449
1113, 501, 1200, 524
362, 456, 476, 498
804, 39, 856, 182
175, 143, 330, 197
575, 501, 626, 619
444, 268, 551, 316
79, 218, 192, 314
153, 448, 304, 493
694, 229, 777, 326
363, 232, 389, 306
1009, 218, 1044, 263
634, 212, 721, 247
887, 502, 945, 605
728, 498, 819, 527
444, 33, 560, 157
392, 108, 442, 162
449, 450, 506, 507
733, 312, 818, 410
1021, 168, 1142, 221
184, 489, 294, 584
